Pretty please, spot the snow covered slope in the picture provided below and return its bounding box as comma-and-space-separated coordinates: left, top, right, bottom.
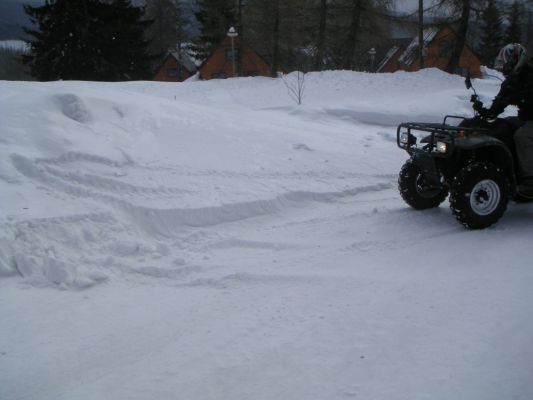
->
1, 70, 532, 400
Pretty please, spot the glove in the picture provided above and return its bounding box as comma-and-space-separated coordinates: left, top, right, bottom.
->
471, 95, 496, 118
472, 98, 484, 113
479, 108, 494, 118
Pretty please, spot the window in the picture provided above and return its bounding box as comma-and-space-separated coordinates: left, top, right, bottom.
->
167, 68, 178, 78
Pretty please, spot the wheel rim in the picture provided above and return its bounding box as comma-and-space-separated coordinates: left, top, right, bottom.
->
469, 179, 501, 216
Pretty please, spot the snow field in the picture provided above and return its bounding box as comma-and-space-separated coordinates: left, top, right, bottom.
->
1, 69, 532, 400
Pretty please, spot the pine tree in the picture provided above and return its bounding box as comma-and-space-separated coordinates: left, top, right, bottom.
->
478, 0, 503, 66
314, 0, 328, 71
145, 0, 189, 64
316, 0, 389, 71
193, 0, 237, 61
243, 0, 313, 75
504, 0, 522, 44
23, 0, 94, 80
95, 0, 154, 80
340, 0, 366, 69
244, 0, 282, 76
23, 0, 153, 81
527, 9, 533, 47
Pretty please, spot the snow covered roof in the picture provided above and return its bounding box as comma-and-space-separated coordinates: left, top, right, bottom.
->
376, 45, 401, 72
0, 40, 30, 53
398, 27, 439, 66
168, 50, 198, 73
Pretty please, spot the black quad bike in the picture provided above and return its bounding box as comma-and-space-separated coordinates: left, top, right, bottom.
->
396, 76, 531, 229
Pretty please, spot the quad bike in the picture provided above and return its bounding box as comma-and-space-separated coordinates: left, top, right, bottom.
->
396, 75, 531, 229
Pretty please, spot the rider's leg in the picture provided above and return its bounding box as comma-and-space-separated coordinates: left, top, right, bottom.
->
515, 120, 533, 196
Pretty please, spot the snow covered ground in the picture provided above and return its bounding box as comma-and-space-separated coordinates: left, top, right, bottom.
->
1, 69, 532, 400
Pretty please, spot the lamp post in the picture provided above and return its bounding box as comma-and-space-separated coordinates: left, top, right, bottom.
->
368, 47, 376, 72
227, 26, 238, 77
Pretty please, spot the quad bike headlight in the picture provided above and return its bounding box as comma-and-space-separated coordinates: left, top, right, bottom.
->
436, 141, 448, 153
400, 132, 416, 145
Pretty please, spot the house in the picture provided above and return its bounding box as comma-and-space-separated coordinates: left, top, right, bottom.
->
377, 26, 482, 77
373, 38, 413, 72
154, 50, 198, 82
199, 36, 271, 80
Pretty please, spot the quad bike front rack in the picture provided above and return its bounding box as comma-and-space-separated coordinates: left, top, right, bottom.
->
396, 115, 486, 155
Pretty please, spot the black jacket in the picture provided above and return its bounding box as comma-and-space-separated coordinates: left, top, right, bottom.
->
488, 60, 533, 120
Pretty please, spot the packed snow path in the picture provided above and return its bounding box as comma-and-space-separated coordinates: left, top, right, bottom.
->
1, 70, 532, 400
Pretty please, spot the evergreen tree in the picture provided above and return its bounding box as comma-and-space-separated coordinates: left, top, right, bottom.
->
478, 0, 503, 66
145, 0, 189, 65
23, 0, 94, 80
23, 0, 153, 81
527, 9, 533, 47
243, 0, 282, 76
97, 0, 153, 80
315, 0, 390, 71
244, 0, 310, 75
504, 0, 522, 44
193, 0, 237, 61
238, 0, 390, 74
313, 0, 328, 71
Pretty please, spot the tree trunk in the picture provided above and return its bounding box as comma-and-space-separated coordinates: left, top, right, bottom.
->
446, 0, 470, 74
237, 0, 243, 41
342, 0, 362, 70
271, 0, 280, 77
314, 0, 327, 71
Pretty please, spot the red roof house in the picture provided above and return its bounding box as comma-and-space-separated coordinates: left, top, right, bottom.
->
199, 36, 271, 80
154, 50, 198, 82
378, 26, 482, 77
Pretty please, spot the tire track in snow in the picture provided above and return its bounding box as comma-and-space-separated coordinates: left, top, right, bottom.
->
42, 152, 395, 181
7, 152, 394, 288
36, 151, 132, 167
41, 164, 194, 197
11, 153, 393, 234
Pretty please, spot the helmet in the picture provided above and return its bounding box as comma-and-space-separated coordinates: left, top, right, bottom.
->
494, 43, 528, 75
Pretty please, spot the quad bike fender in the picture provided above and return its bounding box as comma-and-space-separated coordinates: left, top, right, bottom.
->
410, 150, 441, 188
455, 134, 517, 193
455, 134, 509, 150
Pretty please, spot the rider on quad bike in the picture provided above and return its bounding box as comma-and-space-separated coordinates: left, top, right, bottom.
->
475, 43, 533, 198
396, 44, 533, 229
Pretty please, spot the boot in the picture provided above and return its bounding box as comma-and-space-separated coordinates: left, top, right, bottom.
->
517, 177, 533, 199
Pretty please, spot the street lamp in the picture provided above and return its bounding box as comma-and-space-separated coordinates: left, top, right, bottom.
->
227, 26, 238, 77
368, 47, 376, 72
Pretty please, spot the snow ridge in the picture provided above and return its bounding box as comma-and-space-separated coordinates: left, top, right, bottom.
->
4, 150, 392, 288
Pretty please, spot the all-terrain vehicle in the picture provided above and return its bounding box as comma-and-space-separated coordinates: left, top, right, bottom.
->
396, 76, 531, 229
